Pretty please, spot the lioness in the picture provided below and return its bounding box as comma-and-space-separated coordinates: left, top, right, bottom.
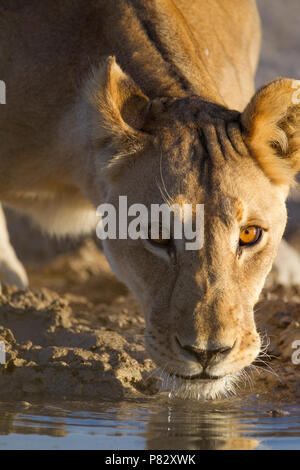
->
1, 0, 300, 399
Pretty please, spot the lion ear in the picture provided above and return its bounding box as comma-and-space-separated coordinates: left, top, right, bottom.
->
87, 56, 151, 175
241, 78, 300, 189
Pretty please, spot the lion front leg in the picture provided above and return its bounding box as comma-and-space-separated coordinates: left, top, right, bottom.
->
0, 204, 28, 290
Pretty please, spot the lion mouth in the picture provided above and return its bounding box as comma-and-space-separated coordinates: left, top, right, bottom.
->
173, 371, 223, 381
160, 370, 237, 400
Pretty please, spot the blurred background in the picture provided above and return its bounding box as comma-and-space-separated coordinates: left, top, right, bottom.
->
4, 0, 300, 265
257, 0, 300, 249
256, 0, 300, 87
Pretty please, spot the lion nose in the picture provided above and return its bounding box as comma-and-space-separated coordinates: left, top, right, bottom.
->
179, 343, 234, 370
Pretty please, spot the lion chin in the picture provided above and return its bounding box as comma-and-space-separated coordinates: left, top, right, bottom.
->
159, 372, 242, 401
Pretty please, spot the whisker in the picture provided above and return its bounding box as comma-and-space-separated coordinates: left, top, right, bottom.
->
158, 147, 174, 206
250, 363, 282, 381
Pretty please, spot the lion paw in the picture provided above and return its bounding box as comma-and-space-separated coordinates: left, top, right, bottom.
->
0, 257, 28, 290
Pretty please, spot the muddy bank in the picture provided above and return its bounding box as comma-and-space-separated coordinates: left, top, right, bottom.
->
0, 239, 298, 402
254, 287, 300, 402
0, 240, 157, 401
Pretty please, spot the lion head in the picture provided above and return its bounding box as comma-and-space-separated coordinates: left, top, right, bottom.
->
88, 57, 300, 399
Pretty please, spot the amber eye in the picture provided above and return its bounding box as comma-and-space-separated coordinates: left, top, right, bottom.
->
239, 226, 262, 246
148, 225, 171, 247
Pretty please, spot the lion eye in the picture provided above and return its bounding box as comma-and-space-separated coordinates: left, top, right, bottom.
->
148, 225, 171, 247
239, 226, 262, 246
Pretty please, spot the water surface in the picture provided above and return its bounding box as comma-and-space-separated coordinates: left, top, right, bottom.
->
0, 395, 299, 450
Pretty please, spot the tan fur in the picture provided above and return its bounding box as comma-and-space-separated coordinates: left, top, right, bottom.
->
87, 57, 151, 178
1, 1, 300, 399
241, 78, 300, 186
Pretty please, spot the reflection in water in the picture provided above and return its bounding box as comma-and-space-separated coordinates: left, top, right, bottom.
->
0, 405, 67, 438
0, 397, 299, 450
145, 401, 259, 450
